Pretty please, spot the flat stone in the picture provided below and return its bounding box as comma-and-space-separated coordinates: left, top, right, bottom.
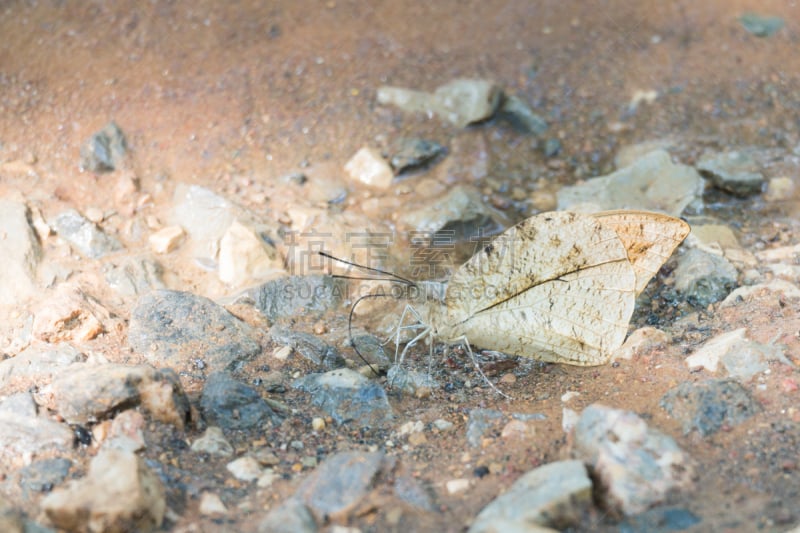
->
20, 458, 73, 496
389, 138, 445, 173
496, 94, 548, 135
344, 146, 394, 189
660, 379, 761, 436
293, 368, 393, 427
191, 426, 234, 457
557, 150, 704, 216
0, 406, 73, 463
103, 256, 165, 297
295, 450, 390, 522
685, 328, 790, 379
244, 275, 346, 321
42, 449, 166, 532
128, 290, 262, 373
673, 248, 738, 307
51, 209, 123, 259
0, 343, 84, 391
201, 371, 279, 431
80, 121, 128, 173
227, 456, 263, 482
258, 498, 318, 533
684, 222, 757, 270
697, 150, 764, 197
469, 460, 592, 532
34, 363, 189, 429
572, 404, 695, 515
0, 200, 41, 304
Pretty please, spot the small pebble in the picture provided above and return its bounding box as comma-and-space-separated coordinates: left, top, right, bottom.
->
199, 492, 227, 516
312, 417, 326, 431
446, 478, 471, 495
226, 456, 263, 482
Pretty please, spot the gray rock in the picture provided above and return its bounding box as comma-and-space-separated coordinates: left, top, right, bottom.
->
20, 457, 73, 496
293, 368, 393, 427
245, 275, 346, 321
390, 138, 445, 174
0, 401, 73, 460
673, 248, 738, 307
80, 121, 127, 173
739, 13, 784, 37
295, 450, 391, 522
387, 365, 440, 397
557, 150, 704, 216
0, 343, 84, 390
543, 138, 562, 158
469, 460, 592, 532
572, 404, 695, 515
258, 498, 318, 533
496, 94, 548, 136
618, 507, 701, 533
660, 379, 761, 436
34, 363, 190, 429
201, 371, 279, 430
466, 408, 504, 447
697, 150, 765, 197
42, 449, 165, 532
52, 209, 123, 259
128, 290, 262, 373
350, 334, 392, 371
399, 185, 506, 242
0, 392, 38, 417
103, 256, 165, 297
0, 200, 41, 303
269, 326, 344, 369
393, 475, 435, 512
191, 426, 234, 457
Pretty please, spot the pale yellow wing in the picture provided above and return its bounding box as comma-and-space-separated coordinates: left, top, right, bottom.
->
591, 210, 691, 295
444, 211, 632, 324
443, 259, 636, 365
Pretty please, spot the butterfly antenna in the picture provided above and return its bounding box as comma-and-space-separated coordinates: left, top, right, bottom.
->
318, 251, 416, 286
348, 292, 398, 376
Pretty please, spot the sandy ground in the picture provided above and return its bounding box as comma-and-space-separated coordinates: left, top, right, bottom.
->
2, 1, 800, 532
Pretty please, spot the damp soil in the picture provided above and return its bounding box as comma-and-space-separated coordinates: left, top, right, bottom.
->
2, 1, 800, 532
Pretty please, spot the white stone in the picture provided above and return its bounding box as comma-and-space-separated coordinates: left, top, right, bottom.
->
721, 280, 800, 305
191, 426, 234, 457
685, 328, 747, 372
218, 219, 282, 286
615, 327, 669, 360
764, 176, 795, 202
199, 492, 227, 516
226, 456, 263, 481
272, 345, 292, 361
148, 225, 185, 254
0, 200, 41, 304
446, 478, 471, 495
344, 147, 394, 189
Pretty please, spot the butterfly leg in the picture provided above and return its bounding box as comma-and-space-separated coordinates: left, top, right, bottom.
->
450, 335, 512, 399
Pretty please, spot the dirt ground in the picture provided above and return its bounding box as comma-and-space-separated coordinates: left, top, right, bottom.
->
2, 1, 800, 532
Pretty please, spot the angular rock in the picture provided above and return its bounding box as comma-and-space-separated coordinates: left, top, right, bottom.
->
496, 94, 548, 136
128, 290, 262, 373
258, 498, 318, 533
615, 139, 676, 169
387, 365, 439, 397
619, 506, 701, 533
0, 343, 84, 390
171, 184, 239, 261
556, 150, 704, 216
201, 371, 279, 431
20, 457, 73, 496
245, 275, 346, 321
0, 200, 41, 303
466, 408, 504, 447
103, 256, 165, 297
52, 209, 123, 259
673, 248, 738, 307
295, 450, 390, 522
721, 279, 800, 305
389, 138, 445, 174
226, 456, 263, 482
684, 222, 756, 269
469, 460, 592, 532
660, 379, 761, 436
34, 362, 189, 429
615, 327, 669, 360
42, 449, 166, 533
0, 405, 74, 462
148, 225, 185, 254
103, 410, 147, 453
344, 146, 394, 189
269, 326, 343, 369
685, 328, 790, 379
32, 283, 109, 343
572, 404, 694, 515
80, 121, 128, 173
293, 368, 393, 427
218, 219, 283, 287
191, 426, 234, 457
199, 492, 228, 516
697, 150, 764, 197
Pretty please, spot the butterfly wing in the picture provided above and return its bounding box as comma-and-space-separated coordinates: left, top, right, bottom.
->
591, 210, 690, 295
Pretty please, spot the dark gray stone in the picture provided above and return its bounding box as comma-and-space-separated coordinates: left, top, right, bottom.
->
673, 248, 738, 307
389, 138, 445, 174
52, 209, 123, 259
349, 334, 391, 371
497, 94, 548, 136
293, 368, 393, 427
21, 458, 73, 496
246, 275, 346, 321
269, 327, 343, 369
295, 451, 391, 522
80, 121, 127, 173
103, 256, 165, 297
697, 150, 764, 197
660, 379, 761, 436
129, 290, 262, 373
201, 371, 279, 430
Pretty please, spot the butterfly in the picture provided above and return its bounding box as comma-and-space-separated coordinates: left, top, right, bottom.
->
381, 210, 690, 367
